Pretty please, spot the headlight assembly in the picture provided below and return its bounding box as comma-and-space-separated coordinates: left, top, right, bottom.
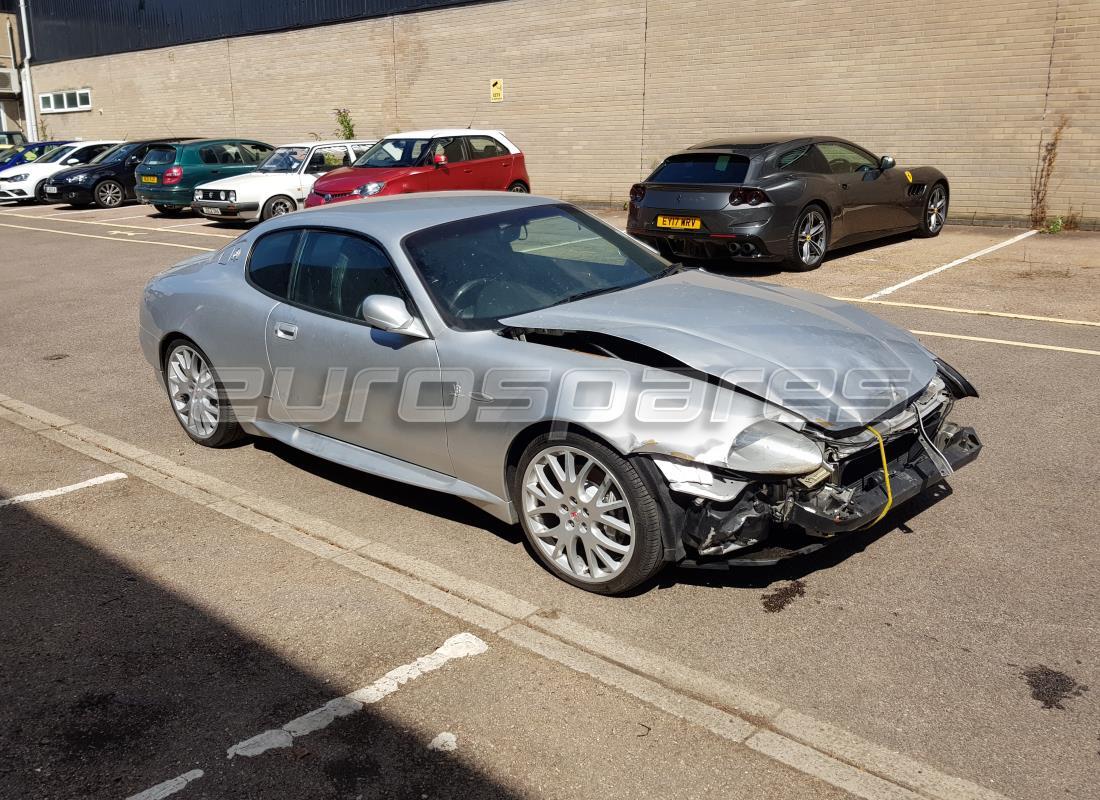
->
66, 173, 89, 184
228, 191, 236, 203
194, 189, 202, 201
353, 182, 385, 197
726, 420, 823, 476
5, 173, 29, 183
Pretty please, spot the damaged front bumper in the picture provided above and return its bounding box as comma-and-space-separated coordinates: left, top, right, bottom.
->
655, 414, 982, 568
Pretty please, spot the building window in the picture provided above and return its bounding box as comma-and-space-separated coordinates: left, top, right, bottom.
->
39, 89, 92, 113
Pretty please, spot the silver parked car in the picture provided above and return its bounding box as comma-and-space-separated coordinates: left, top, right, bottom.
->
139, 192, 982, 594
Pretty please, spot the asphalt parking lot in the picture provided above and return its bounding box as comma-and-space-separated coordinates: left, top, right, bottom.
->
1, 199, 1098, 800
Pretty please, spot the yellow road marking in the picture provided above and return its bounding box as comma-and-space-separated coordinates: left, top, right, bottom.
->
0, 210, 237, 238
0, 222, 215, 251
834, 297, 1100, 328
910, 329, 1100, 356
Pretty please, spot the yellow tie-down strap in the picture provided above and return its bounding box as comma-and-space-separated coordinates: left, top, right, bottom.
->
864, 426, 893, 528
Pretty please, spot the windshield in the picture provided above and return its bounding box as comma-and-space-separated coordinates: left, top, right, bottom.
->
404, 205, 672, 331
258, 146, 309, 173
40, 145, 78, 164
650, 153, 751, 184
353, 138, 430, 168
93, 142, 135, 165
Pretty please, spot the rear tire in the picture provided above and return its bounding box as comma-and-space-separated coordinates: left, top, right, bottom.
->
162, 339, 245, 448
507, 181, 529, 193
917, 183, 948, 238
261, 195, 296, 221
93, 179, 125, 209
513, 431, 666, 595
782, 205, 829, 271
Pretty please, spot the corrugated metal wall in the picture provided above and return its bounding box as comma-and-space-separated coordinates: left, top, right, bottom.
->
25, 0, 502, 64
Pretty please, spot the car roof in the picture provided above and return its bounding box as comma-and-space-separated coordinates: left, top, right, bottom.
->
687, 134, 819, 151
174, 138, 270, 147
268, 191, 556, 243
385, 129, 508, 140
279, 139, 377, 149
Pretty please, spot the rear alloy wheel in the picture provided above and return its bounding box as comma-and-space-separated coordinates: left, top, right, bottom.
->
784, 206, 828, 271
507, 181, 529, 193
262, 195, 296, 220
93, 179, 125, 209
515, 433, 665, 594
163, 340, 244, 448
154, 204, 186, 216
917, 184, 948, 238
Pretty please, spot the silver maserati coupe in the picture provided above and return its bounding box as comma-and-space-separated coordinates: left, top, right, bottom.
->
140, 192, 982, 594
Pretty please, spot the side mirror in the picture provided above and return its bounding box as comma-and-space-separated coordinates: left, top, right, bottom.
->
65, 157, 81, 165
125, 155, 140, 166
433, 154, 448, 168
360, 295, 429, 339
879, 155, 896, 170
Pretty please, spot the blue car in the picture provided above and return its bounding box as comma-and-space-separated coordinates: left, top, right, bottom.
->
0, 140, 72, 171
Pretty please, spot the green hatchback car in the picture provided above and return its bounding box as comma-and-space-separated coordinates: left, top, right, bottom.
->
134, 138, 273, 214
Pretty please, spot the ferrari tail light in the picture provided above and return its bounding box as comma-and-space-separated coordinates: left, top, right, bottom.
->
729, 187, 769, 206
163, 166, 183, 186
629, 184, 646, 203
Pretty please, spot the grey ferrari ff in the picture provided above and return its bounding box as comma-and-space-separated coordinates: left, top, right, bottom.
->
627, 134, 949, 270
140, 192, 980, 594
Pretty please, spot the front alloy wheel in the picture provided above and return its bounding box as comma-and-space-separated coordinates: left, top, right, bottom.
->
516, 434, 665, 594
164, 341, 243, 447
262, 195, 295, 220
919, 184, 947, 237
94, 180, 124, 208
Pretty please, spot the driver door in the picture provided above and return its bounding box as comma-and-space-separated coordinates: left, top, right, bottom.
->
427, 137, 479, 191
260, 227, 454, 475
815, 142, 904, 239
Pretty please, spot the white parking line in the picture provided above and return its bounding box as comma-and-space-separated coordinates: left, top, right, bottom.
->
125, 770, 204, 800
0, 210, 237, 238
834, 297, 1100, 328
911, 329, 1100, 356
0, 222, 216, 251
862, 230, 1038, 300
226, 633, 487, 758
0, 472, 127, 508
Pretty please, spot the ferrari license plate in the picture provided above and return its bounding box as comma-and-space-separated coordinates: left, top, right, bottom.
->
656, 215, 701, 230
141, 175, 158, 184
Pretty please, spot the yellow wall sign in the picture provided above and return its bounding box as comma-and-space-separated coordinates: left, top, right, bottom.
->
490, 79, 504, 103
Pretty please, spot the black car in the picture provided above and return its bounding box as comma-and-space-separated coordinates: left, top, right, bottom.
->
627, 134, 949, 271
44, 138, 199, 209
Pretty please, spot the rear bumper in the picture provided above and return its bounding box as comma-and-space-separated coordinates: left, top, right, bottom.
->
137, 186, 192, 206
627, 202, 790, 261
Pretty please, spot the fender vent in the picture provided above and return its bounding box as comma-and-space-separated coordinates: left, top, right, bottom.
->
907, 184, 928, 198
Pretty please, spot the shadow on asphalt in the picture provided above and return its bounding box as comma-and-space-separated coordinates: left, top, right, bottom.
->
0, 496, 522, 799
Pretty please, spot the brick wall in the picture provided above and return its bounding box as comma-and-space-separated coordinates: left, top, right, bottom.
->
27, 0, 1100, 225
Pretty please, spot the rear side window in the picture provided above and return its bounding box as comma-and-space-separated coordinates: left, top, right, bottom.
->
650, 154, 750, 184
198, 143, 246, 165
289, 231, 403, 320
248, 230, 300, 299
143, 147, 176, 166
776, 145, 829, 173
240, 142, 272, 163
467, 136, 508, 160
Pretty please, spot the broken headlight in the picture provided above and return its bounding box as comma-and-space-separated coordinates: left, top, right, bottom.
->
725, 420, 823, 476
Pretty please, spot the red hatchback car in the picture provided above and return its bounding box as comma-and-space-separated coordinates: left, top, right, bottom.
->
305, 129, 529, 206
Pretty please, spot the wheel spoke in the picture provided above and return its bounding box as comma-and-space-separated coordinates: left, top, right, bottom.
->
591, 528, 630, 554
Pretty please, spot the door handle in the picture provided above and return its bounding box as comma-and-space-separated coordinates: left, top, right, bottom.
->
463, 168, 473, 174
274, 322, 298, 340
841, 183, 849, 190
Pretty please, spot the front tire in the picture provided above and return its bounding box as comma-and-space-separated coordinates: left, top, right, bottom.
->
514, 432, 665, 594
93, 179, 125, 209
507, 181, 529, 193
783, 205, 829, 271
163, 340, 244, 448
34, 180, 50, 203
917, 183, 948, 238
261, 195, 296, 220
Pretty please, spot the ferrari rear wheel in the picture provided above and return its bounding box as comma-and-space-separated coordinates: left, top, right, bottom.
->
917, 183, 948, 238
783, 205, 828, 271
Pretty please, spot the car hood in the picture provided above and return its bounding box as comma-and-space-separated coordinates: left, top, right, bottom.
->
47, 164, 101, 183
311, 166, 423, 193
500, 270, 937, 432
0, 160, 54, 180
198, 171, 287, 192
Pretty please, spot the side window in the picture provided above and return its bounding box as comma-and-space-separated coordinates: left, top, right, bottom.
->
430, 137, 466, 164
78, 144, 111, 163
350, 143, 372, 159
778, 145, 810, 170
240, 142, 272, 163
198, 146, 220, 165
289, 231, 404, 320
305, 146, 350, 174
218, 143, 246, 164
248, 229, 300, 299
466, 136, 507, 160
816, 142, 877, 174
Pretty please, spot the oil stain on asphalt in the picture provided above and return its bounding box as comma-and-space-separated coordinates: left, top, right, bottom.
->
761, 580, 806, 613
1020, 665, 1089, 710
